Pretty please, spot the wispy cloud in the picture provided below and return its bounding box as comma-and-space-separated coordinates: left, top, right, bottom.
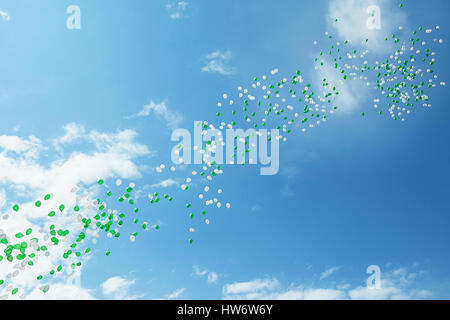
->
166, 1, 188, 20
101, 276, 142, 300
193, 266, 208, 277
151, 178, 179, 188
167, 288, 186, 299
192, 266, 220, 284
0, 10, 10, 22
125, 100, 183, 130
223, 279, 279, 296
208, 272, 219, 284
320, 266, 340, 280
222, 266, 434, 300
327, 0, 407, 53
53, 123, 86, 152
201, 50, 235, 76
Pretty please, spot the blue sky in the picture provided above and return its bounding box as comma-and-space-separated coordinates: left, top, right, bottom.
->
0, 0, 449, 300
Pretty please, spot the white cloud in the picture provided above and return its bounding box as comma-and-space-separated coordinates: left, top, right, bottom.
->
201, 50, 235, 76
270, 288, 347, 300
167, 288, 185, 299
125, 100, 183, 130
313, 59, 366, 112
207, 272, 219, 284
222, 279, 346, 300
101, 275, 144, 300
205, 50, 232, 61
0, 129, 149, 192
327, 0, 407, 53
348, 266, 430, 300
0, 189, 5, 209
349, 286, 405, 300
101, 276, 133, 295
192, 266, 220, 284
0, 124, 151, 299
320, 266, 340, 280
193, 266, 208, 277
151, 178, 178, 188
88, 129, 151, 156
337, 283, 351, 290
222, 266, 434, 300
25, 283, 94, 300
0, 264, 95, 300
314, 0, 408, 112
166, 1, 188, 20
101, 276, 137, 300
0, 135, 45, 159
53, 123, 85, 150
0, 10, 10, 22
223, 279, 279, 296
